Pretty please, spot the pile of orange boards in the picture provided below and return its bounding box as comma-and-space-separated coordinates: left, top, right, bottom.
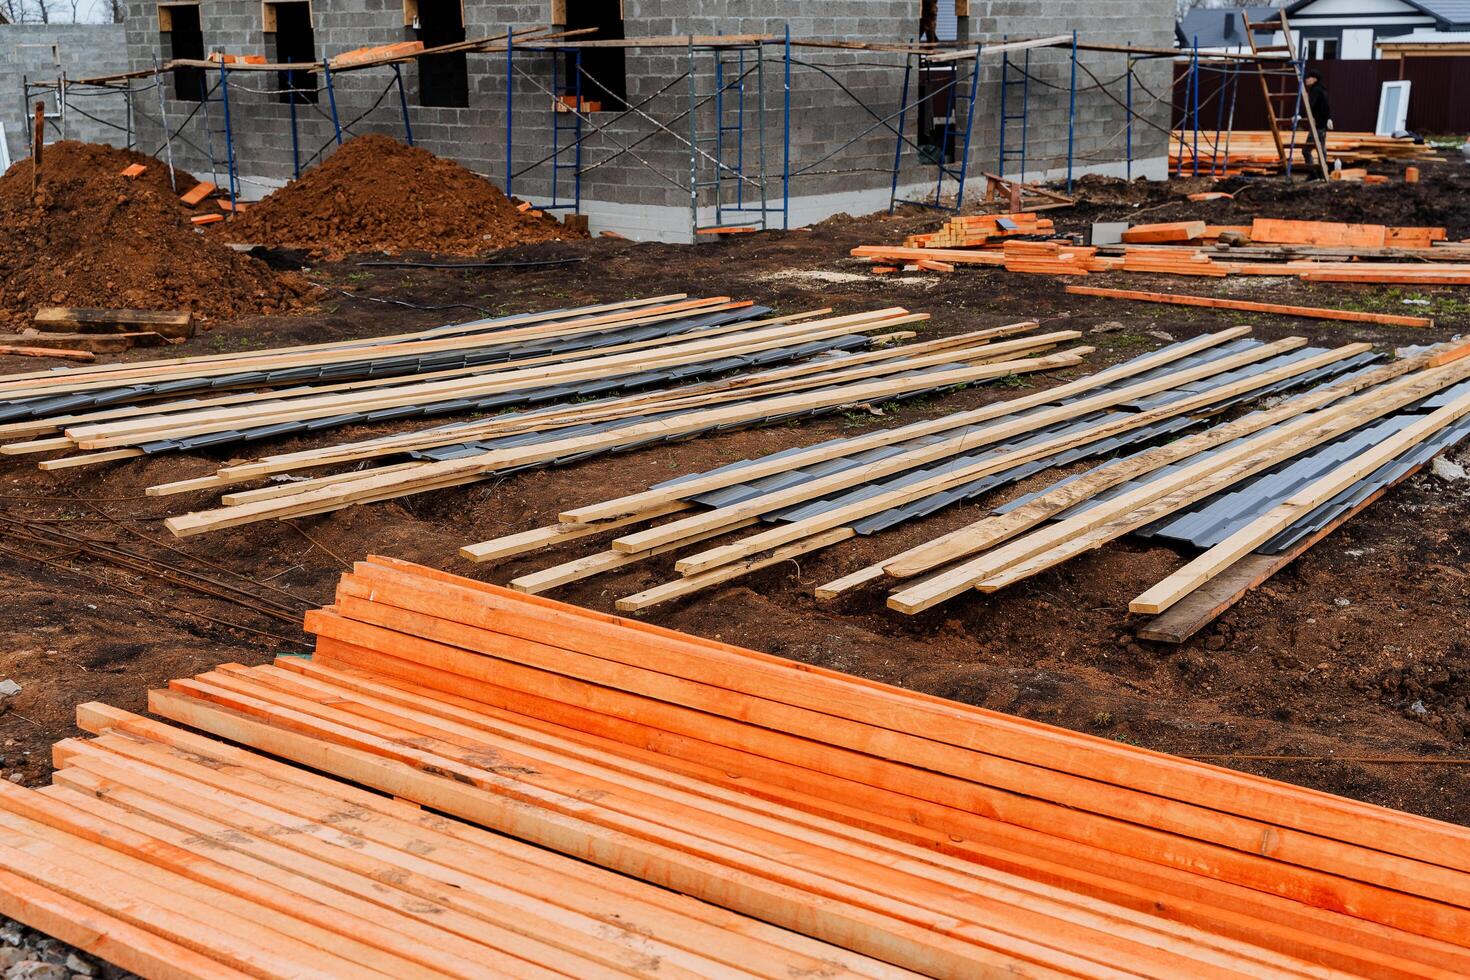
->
902, 212, 1054, 249
1168, 130, 1438, 175
4, 555, 1469, 978
856, 217, 1470, 285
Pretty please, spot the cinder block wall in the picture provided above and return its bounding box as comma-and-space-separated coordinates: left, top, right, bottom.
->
1, 23, 130, 168
120, 1, 1173, 241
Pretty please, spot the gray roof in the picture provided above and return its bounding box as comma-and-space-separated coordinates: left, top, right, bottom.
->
1287, 0, 1470, 28
1177, 7, 1280, 48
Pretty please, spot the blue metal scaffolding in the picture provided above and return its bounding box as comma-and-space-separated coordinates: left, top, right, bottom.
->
887, 45, 983, 213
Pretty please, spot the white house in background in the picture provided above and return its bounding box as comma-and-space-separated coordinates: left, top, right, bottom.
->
1178, 0, 1470, 58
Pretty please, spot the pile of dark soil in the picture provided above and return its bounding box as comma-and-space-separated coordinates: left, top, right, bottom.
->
0, 141, 312, 327
222, 134, 584, 257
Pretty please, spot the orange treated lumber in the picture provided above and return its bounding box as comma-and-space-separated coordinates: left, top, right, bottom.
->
1064, 285, 1433, 328
179, 181, 217, 206
118, 163, 147, 178
146, 687, 1068, 978
1405, 166, 1420, 183
67, 704, 949, 980
1187, 192, 1232, 202
190, 214, 225, 225
329, 562, 1470, 887
1250, 218, 1388, 248
343, 556, 1470, 879
916, 259, 955, 273
330, 40, 425, 68
1121, 221, 1206, 244
0, 866, 251, 980
850, 245, 1007, 266
217, 199, 247, 213
293, 642, 1470, 980
175, 665, 1268, 978
1302, 270, 1470, 285
0, 345, 96, 362
301, 589, 1470, 946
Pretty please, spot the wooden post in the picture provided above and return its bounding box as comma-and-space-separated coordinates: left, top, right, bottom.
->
31, 101, 44, 195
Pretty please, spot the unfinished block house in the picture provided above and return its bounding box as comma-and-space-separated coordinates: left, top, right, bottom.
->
120, 2, 1176, 240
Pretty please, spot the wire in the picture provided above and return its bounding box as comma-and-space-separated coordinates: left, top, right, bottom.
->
357, 257, 587, 270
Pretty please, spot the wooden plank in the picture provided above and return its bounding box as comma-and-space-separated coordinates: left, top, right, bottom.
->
212, 661, 1338, 979
1063, 285, 1432, 328
1250, 219, 1388, 249
303, 577, 1470, 947
673, 343, 1362, 579
617, 529, 855, 611
0, 823, 385, 979
46, 749, 622, 979
145, 688, 1074, 978
289, 642, 1470, 979
0, 865, 251, 980
0, 294, 709, 397
1121, 222, 1207, 244
161, 355, 1085, 538
179, 181, 217, 206
34, 307, 195, 338
297, 632, 1470, 979
970, 356, 1470, 599
509, 517, 760, 594
70, 309, 922, 448
335, 559, 1470, 885
71, 705, 916, 980
461, 502, 691, 562
0, 781, 491, 980
0, 332, 157, 353
0, 345, 95, 362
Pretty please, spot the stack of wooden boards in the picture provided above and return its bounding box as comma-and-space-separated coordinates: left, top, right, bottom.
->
7, 554, 1468, 977
857, 216, 1470, 289
902, 212, 1055, 249
0, 308, 195, 360
1, 709, 910, 978
1169, 130, 1438, 175
476, 330, 1470, 636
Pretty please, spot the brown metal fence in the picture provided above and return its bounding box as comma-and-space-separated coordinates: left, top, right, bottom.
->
1173, 56, 1470, 136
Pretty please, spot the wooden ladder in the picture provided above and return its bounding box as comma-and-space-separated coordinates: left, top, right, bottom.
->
1242, 10, 1329, 179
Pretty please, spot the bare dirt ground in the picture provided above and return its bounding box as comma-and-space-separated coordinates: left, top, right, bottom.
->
2, 163, 1468, 826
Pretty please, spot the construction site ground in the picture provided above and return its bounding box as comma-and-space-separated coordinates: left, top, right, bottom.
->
2, 166, 1468, 828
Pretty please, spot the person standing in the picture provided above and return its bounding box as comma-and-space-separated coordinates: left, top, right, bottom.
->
1300, 69, 1334, 178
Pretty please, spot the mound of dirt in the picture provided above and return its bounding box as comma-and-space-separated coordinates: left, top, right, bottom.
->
222, 134, 584, 257
0, 141, 312, 327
